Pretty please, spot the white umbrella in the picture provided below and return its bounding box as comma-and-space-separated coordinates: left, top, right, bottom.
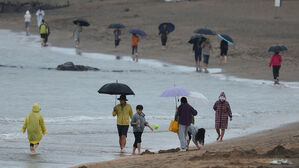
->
186, 91, 209, 105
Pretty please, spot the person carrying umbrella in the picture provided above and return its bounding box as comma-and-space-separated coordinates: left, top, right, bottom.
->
159, 24, 169, 49
131, 33, 140, 62
213, 92, 232, 142
73, 22, 82, 48
220, 40, 228, 65
269, 52, 283, 84
114, 28, 121, 48
176, 97, 197, 152
201, 38, 213, 73
22, 103, 47, 153
112, 95, 133, 153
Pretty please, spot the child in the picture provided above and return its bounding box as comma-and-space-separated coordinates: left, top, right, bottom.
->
131, 33, 139, 62
130, 105, 153, 155
22, 103, 47, 153
269, 52, 283, 84
186, 125, 205, 150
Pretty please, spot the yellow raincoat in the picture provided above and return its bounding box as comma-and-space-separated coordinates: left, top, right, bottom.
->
22, 103, 47, 144
112, 103, 133, 125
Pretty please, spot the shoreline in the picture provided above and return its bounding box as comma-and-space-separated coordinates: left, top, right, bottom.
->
71, 121, 299, 168
1, 0, 299, 82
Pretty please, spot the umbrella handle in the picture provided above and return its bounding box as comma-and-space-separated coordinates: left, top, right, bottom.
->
115, 95, 117, 106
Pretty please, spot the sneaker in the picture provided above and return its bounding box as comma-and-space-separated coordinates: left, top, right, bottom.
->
204, 69, 209, 73
179, 149, 186, 152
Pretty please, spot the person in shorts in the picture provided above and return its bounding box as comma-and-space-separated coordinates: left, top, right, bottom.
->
220, 40, 228, 65
131, 105, 153, 155
113, 95, 133, 153
24, 10, 31, 36
201, 38, 213, 73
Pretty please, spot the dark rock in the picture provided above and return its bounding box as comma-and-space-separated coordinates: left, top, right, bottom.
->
56, 62, 99, 71
124, 8, 130, 12
141, 149, 155, 155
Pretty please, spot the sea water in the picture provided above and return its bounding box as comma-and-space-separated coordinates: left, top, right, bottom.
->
1, 29, 299, 168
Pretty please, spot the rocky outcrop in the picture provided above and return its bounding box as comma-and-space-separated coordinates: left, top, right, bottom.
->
56, 62, 100, 71
0, 0, 69, 13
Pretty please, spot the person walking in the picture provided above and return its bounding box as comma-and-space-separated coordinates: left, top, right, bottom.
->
36, 8, 45, 28
159, 24, 169, 49
201, 38, 213, 73
220, 40, 228, 65
24, 10, 31, 36
112, 95, 133, 153
130, 105, 153, 155
39, 19, 49, 47
114, 28, 121, 48
213, 92, 232, 142
269, 52, 283, 84
177, 97, 197, 152
73, 22, 82, 48
193, 39, 205, 72
22, 103, 47, 153
131, 33, 139, 62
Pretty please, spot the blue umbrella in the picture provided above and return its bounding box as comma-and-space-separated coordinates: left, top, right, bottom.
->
159, 22, 175, 33
194, 28, 216, 35
108, 23, 125, 29
128, 28, 147, 37
217, 34, 234, 45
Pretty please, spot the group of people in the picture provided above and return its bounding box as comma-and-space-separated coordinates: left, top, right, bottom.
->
23, 9, 282, 83
24, 9, 50, 47
22, 92, 232, 154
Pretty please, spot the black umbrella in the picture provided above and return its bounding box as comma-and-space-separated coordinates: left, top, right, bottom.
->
98, 82, 134, 105
128, 28, 146, 37
188, 35, 206, 44
268, 45, 288, 53
217, 34, 234, 45
98, 82, 135, 95
194, 28, 216, 35
108, 23, 125, 29
158, 22, 175, 33
73, 18, 90, 27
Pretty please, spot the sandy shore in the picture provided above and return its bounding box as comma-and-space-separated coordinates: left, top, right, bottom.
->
0, 0, 298, 82
71, 122, 299, 168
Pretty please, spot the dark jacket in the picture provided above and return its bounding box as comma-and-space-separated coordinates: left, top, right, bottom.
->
178, 103, 197, 126
220, 40, 228, 51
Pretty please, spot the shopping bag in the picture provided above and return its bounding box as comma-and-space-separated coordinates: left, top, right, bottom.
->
168, 120, 179, 133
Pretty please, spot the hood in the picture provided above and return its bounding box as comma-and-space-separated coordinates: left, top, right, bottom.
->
26, 10, 30, 15
219, 92, 226, 101
32, 103, 40, 113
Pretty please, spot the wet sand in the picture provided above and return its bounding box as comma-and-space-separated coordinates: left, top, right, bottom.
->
72, 122, 299, 168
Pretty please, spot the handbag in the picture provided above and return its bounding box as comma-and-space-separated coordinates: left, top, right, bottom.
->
168, 120, 179, 133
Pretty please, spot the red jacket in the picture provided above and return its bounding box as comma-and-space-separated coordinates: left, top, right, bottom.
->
269, 54, 282, 66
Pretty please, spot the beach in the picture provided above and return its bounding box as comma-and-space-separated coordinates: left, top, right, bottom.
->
1, 0, 299, 168
0, 0, 299, 81
72, 122, 299, 168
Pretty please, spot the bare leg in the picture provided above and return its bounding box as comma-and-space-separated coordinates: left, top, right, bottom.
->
187, 140, 190, 150
220, 129, 225, 141
75, 41, 79, 48
137, 143, 141, 154
119, 136, 122, 150
120, 135, 127, 152
204, 63, 208, 73
216, 129, 221, 141
132, 147, 136, 155
224, 56, 227, 64
135, 53, 138, 62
